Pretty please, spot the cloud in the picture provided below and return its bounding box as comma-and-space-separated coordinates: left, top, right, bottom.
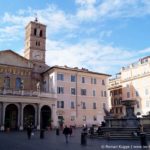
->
46, 39, 138, 74
1, 1, 150, 75
75, 0, 96, 6
75, 0, 150, 21
0, 25, 23, 43
138, 47, 150, 54
76, 5, 97, 20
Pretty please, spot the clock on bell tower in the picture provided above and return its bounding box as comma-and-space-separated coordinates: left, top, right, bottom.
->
24, 18, 46, 64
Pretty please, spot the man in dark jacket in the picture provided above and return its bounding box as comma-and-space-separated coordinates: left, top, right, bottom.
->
27, 125, 32, 140
63, 125, 70, 143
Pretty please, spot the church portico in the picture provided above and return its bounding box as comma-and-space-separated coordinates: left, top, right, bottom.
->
0, 95, 56, 131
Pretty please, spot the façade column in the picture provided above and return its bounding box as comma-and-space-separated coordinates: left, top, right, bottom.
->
36, 104, 41, 130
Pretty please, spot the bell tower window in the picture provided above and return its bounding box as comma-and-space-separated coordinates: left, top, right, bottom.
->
40, 30, 43, 37
36, 41, 40, 46
34, 28, 37, 36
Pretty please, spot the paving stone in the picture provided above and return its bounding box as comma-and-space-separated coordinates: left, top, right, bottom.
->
0, 129, 149, 150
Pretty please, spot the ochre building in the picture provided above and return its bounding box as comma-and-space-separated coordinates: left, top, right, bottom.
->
109, 56, 150, 118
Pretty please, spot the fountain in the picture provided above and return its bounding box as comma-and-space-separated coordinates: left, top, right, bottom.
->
104, 99, 140, 128
102, 99, 141, 139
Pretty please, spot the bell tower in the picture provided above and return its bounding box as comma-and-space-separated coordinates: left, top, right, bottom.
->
24, 18, 46, 64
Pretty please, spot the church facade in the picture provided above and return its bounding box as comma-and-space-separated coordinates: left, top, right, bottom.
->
0, 19, 110, 130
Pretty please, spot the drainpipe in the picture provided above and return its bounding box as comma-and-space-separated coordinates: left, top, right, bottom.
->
75, 72, 78, 118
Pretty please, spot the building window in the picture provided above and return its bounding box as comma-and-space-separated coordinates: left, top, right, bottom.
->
127, 92, 130, 98
102, 80, 105, 85
101, 91, 103, 97
93, 103, 96, 109
57, 87, 64, 94
81, 89, 86, 96
116, 108, 118, 114
83, 116, 86, 121
16, 77, 21, 90
57, 73, 64, 81
82, 102, 86, 109
71, 116, 75, 121
146, 100, 150, 108
81, 77, 85, 83
71, 101, 75, 109
120, 108, 122, 113
114, 99, 117, 105
93, 90, 96, 96
71, 75, 76, 82
4, 77, 10, 89
91, 78, 96, 84
94, 78, 96, 84
114, 90, 117, 95
145, 89, 149, 95
136, 91, 139, 97
57, 101, 64, 108
71, 88, 76, 95
93, 116, 97, 121
104, 91, 107, 97
91, 78, 93, 84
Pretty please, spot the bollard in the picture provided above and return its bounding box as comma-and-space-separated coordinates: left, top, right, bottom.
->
140, 133, 148, 148
40, 129, 44, 139
56, 128, 59, 135
81, 132, 87, 146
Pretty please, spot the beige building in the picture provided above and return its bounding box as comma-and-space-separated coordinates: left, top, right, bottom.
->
109, 56, 150, 117
43, 66, 110, 127
0, 19, 110, 130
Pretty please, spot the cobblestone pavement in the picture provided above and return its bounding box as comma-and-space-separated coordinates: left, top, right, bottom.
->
0, 129, 149, 150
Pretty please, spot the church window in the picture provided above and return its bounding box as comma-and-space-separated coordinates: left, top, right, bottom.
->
4, 77, 10, 89
16, 77, 21, 90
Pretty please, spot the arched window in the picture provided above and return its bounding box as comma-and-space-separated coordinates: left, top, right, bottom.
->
40, 30, 43, 37
34, 28, 37, 36
16, 77, 21, 90
4, 77, 10, 89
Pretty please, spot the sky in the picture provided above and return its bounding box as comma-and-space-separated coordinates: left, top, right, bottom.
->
1, 0, 150, 75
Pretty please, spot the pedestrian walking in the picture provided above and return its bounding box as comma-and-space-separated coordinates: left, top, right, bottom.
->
63, 125, 70, 143
97, 126, 102, 135
27, 125, 32, 140
69, 126, 73, 137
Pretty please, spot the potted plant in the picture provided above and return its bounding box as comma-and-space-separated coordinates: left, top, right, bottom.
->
47, 118, 53, 130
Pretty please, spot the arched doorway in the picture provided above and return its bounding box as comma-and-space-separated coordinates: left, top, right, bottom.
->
23, 105, 35, 129
41, 105, 51, 129
5, 104, 18, 130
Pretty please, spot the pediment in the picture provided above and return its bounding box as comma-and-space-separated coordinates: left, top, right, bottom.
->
0, 50, 33, 68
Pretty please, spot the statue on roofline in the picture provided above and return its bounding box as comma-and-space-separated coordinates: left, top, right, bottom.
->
36, 81, 40, 92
